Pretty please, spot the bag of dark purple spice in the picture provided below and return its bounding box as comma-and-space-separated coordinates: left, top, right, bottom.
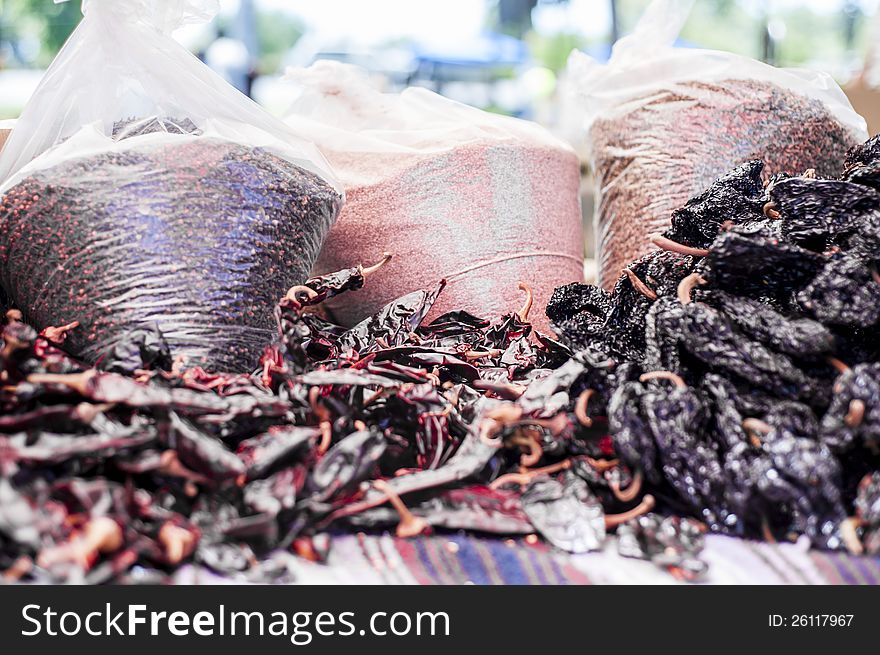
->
0, 0, 343, 371
563, 0, 868, 290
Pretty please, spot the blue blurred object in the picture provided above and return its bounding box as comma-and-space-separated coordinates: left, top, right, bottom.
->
412, 31, 529, 69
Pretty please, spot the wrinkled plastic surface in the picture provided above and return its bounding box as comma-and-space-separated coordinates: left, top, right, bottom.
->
563, 0, 867, 290
0, 0, 342, 370
283, 61, 583, 332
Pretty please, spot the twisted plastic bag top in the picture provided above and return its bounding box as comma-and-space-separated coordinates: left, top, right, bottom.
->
285, 61, 575, 185
562, 0, 867, 149
561, 0, 867, 290
78, 0, 220, 34
0, 0, 340, 193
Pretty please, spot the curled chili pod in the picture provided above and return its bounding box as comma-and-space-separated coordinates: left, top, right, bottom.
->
521, 472, 606, 553
237, 425, 317, 481
295, 253, 393, 307
664, 160, 766, 250
308, 430, 387, 503
769, 177, 880, 243
336, 280, 446, 353
164, 412, 245, 482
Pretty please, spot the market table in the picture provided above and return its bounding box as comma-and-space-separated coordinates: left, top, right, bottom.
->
174, 534, 880, 585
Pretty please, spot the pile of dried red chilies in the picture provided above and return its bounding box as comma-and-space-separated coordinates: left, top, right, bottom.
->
7, 135, 880, 584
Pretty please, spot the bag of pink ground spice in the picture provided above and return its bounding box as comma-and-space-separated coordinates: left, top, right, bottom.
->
283, 61, 584, 333
563, 0, 868, 290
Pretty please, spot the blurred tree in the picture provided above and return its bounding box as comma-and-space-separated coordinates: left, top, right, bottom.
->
498, 0, 539, 37
0, 0, 81, 66
254, 10, 303, 74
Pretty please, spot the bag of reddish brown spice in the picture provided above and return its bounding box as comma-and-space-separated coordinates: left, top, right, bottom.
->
283, 61, 584, 333
0, 0, 342, 371
563, 0, 868, 290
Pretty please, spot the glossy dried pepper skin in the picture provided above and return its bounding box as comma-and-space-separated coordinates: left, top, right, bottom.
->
664, 160, 766, 249
346, 485, 534, 535
702, 229, 825, 297
545, 283, 611, 351
163, 412, 246, 482
844, 134, 880, 171
639, 381, 728, 527
701, 373, 750, 451
616, 513, 708, 580
820, 362, 880, 452
797, 254, 880, 328
769, 177, 880, 246
521, 473, 606, 554
96, 325, 173, 375
336, 281, 446, 353
643, 296, 686, 374
701, 290, 833, 357
679, 302, 820, 403
608, 381, 660, 483
855, 472, 880, 526
307, 430, 387, 504
602, 251, 695, 362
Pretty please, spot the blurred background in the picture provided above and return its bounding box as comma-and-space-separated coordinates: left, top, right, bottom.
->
2, 0, 880, 279
1, 0, 880, 123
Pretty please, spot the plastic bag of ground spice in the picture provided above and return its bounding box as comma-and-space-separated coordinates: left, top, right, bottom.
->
563, 0, 867, 290
0, 0, 342, 371
282, 61, 584, 333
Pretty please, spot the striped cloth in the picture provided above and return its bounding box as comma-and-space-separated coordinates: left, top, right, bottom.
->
175, 534, 880, 585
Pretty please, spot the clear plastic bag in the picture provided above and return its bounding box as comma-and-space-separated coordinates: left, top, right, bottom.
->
563, 0, 868, 290
0, 0, 343, 370
283, 61, 584, 332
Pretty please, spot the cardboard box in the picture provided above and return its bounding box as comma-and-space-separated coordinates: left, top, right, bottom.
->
0, 118, 15, 153
845, 76, 880, 138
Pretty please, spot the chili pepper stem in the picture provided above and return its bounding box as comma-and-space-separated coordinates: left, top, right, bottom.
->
677, 273, 708, 305
827, 357, 851, 375
649, 234, 710, 258
840, 517, 864, 556
317, 422, 333, 455
574, 389, 594, 427
763, 201, 781, 219
40, 320, 80, 343
360, 252, 393, 277
284, 285, 319, 308
624, 269, 658, 301
639, 371, 687, 388
605, 495, 655, 528
845, 399, 866, 428
488, 459, 573, 490
586, 457, 620, 473
472, 379, 527, 400
159, 523, 198, 564
158, 450, 212, 486
27, 370, 97, 396
37, 517, 123, 570
372, 479, 429, 538
516, 281, 534, 322
742, 418, 772, 448
609, 470, 643, 503
512, 430, 543, 467
463, 348, 502, 361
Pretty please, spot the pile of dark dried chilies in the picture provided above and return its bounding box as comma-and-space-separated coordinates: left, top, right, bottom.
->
5, 137, 880, 585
